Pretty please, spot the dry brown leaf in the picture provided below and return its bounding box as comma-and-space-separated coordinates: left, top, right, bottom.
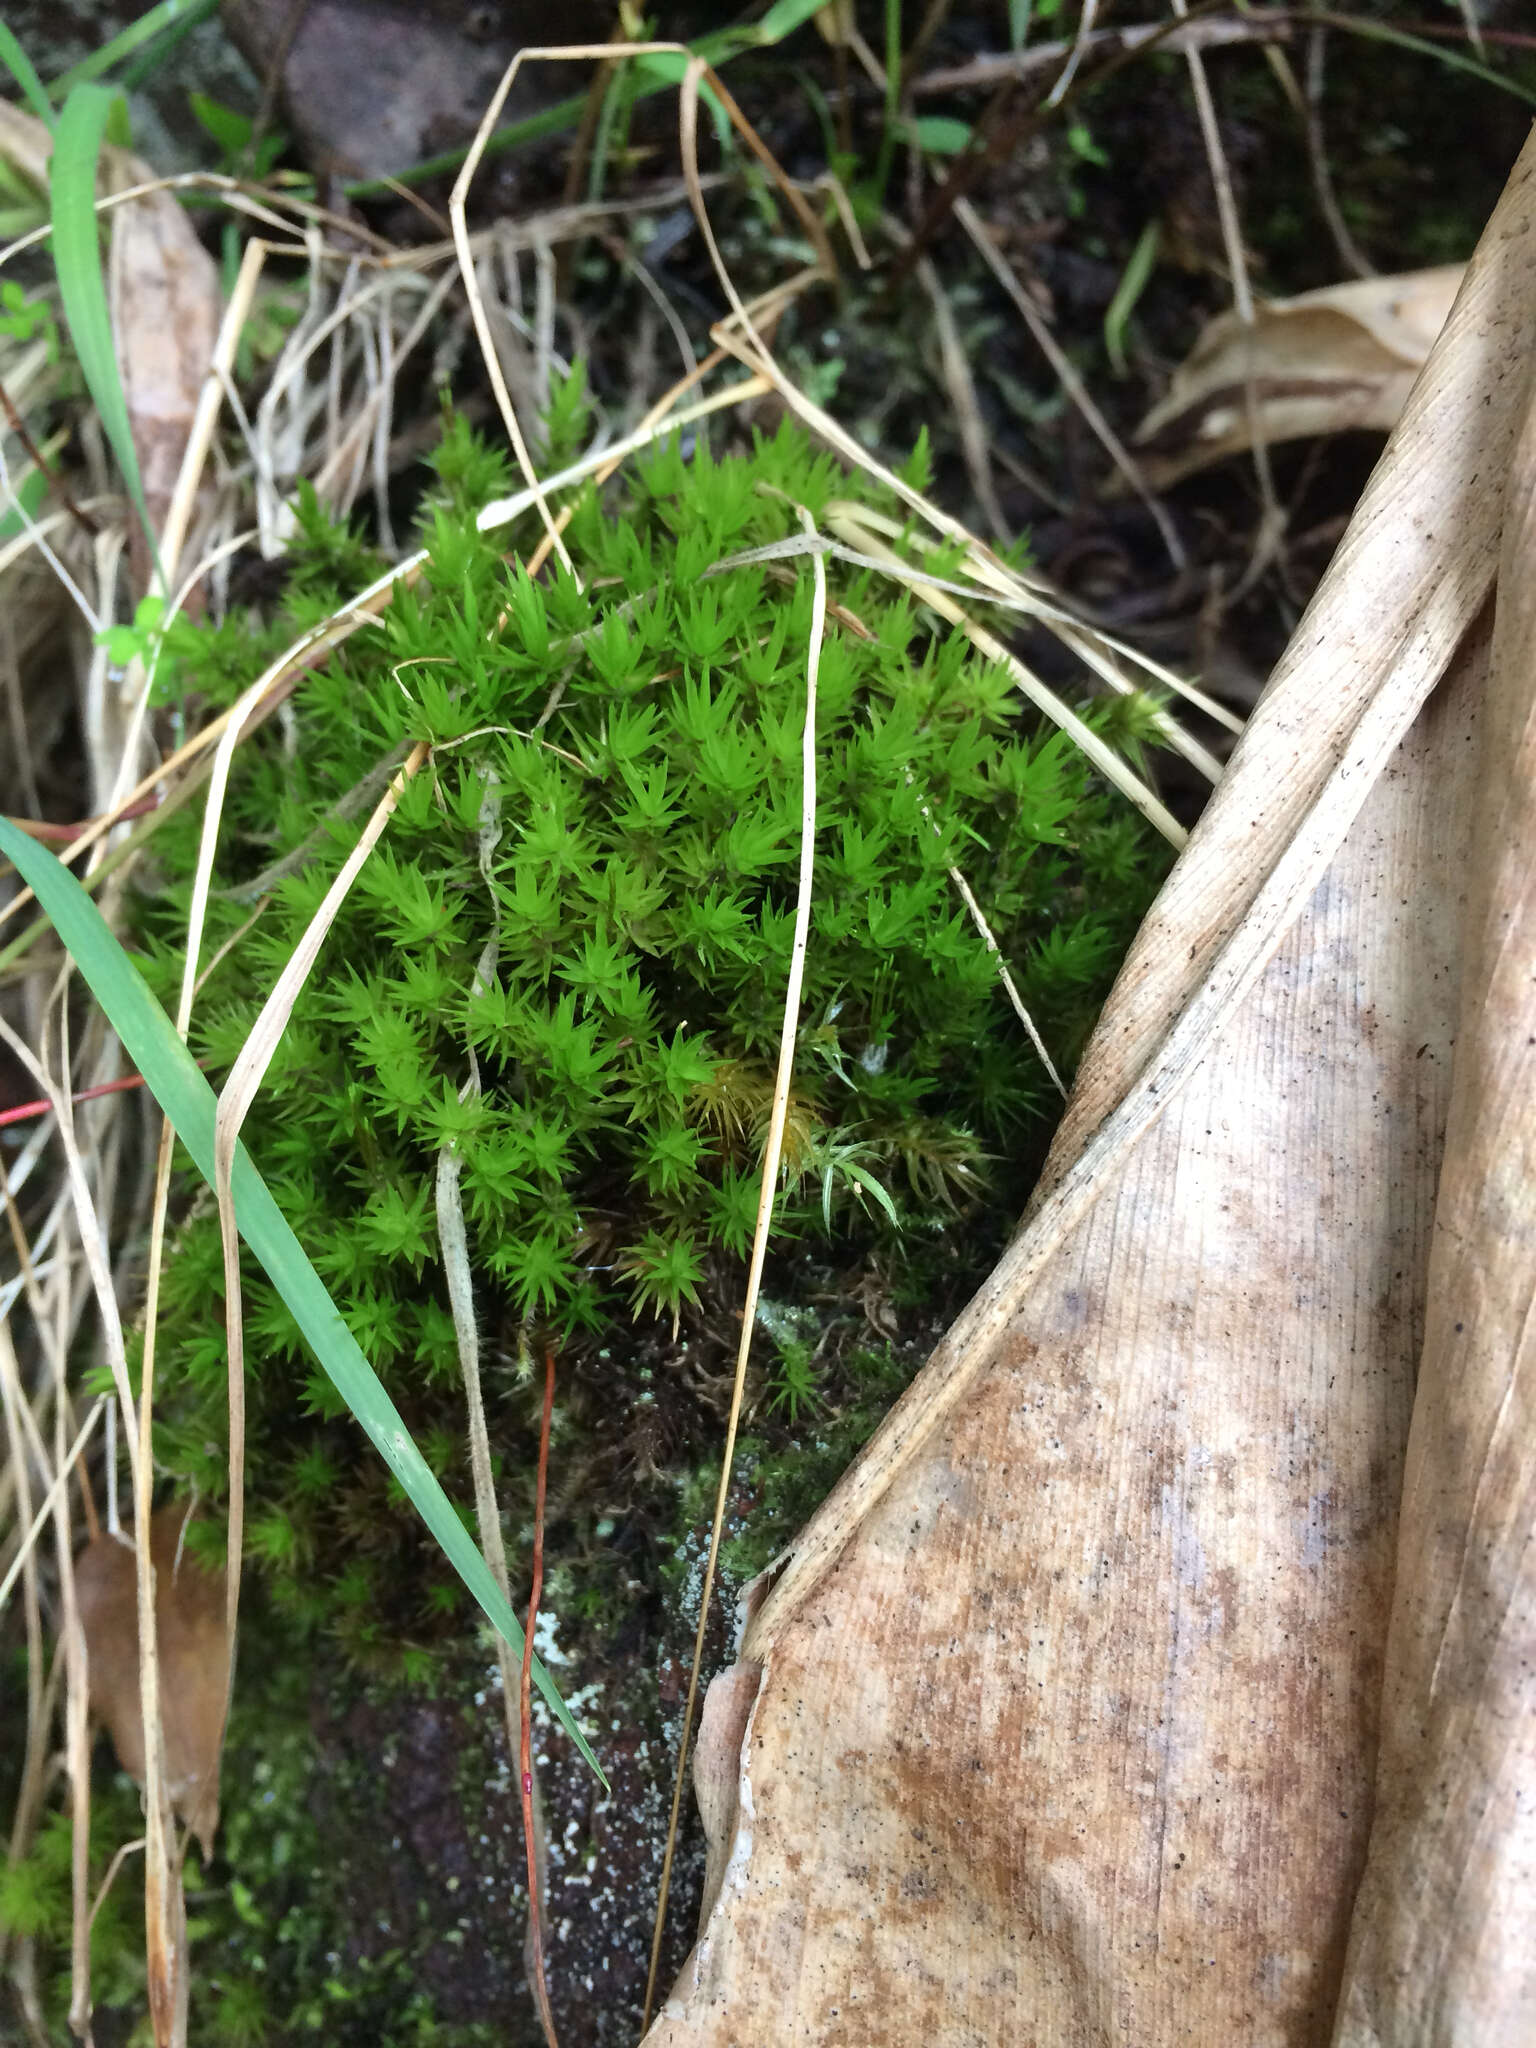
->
644, 134, 1536, 2046
1130, 264, 1464, 489
104, 158, 221, 592
0, 98, 52, 197
1330, 315, 1536, 2046
73, 1505, 229, 1859
0, 99, 220, 591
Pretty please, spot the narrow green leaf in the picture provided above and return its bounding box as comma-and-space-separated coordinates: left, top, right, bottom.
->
753, 0, 830, 44
0, 815, 604, 1785
1104, 218, 1160, 379
0, 24, 55, 128
838, 1159, 901, 1231
49, 82, 157, 558
188, 89, 253, 156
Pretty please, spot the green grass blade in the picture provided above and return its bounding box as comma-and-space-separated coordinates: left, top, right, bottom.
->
1104, 218, 1159, 379
1312, 11, 1536, 106
753, 0, 831, 42
0, 815, 604, 1784
48, 82, 157, 560
0, 25, 55, 127
49, 0, 220, 98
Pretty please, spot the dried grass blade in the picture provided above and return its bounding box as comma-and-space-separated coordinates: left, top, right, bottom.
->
952, 195, 1185, 570
157, 234, 266, 588
642, 506, 827, 2027
0, 1393, 104, 1614
825, 504, 1186, 846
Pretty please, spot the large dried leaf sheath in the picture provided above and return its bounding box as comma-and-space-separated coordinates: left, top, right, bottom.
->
646, 133, 1536, 2047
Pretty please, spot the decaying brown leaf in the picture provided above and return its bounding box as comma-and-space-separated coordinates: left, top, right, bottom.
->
0, 99, 219, 586
1330, 306, 1536, 2047
1130, 264, 1464, 489
103, 145, 221, 592
73, 1505, 229, 1859
645, 134, 1536, 2046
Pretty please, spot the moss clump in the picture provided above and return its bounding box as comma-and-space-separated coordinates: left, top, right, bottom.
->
123, 398, 1169, 1657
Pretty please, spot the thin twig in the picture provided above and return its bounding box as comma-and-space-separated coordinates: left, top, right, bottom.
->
1044, 0, 1103, 107
1170, 0, 1286, 586
952, 198, 1186, 571
643, 506, 826, 2028
914, 11, 1296, 92
1301, 18, 1375, 279
0, 378, 99, 536
0, 1071, 152, 1131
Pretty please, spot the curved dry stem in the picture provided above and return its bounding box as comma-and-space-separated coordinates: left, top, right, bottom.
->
642, 506, 827, 2029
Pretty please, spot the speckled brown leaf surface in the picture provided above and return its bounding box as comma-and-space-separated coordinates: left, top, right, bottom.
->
1330, 292, 1536, 2048
646, 134, 1536, 2048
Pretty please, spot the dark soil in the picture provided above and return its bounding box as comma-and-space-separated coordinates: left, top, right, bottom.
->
305, 1627, 715, 2046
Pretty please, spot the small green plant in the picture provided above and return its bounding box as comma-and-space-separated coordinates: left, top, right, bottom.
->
0, 278, 59, 351
763, 1325, 825, 1427
188, 92, 287, 181
98, 590, 165, 665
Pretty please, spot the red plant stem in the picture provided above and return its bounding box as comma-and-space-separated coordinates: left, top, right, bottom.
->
4, 793, 163, 844
0, 1055, 224, 1132
0, 1070, 152, 1131
521, 1341, 559, 2047
0, 376, 100, 537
